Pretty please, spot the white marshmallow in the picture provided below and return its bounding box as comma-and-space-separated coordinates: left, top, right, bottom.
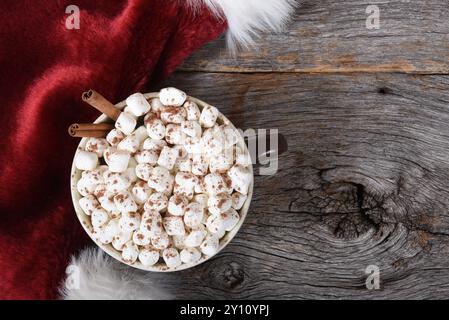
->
200, 234, 220, 256
115, 112, 137, 135
85, 138, 109, 157
92, 224, 108, 244
165, 124, 185, 145
75, 151, 98, 171
140, 210, 163, 237
199, 105, 219, 128
123, 167, 138, 184
194, 177, 206, 194
157, 146, 178, 170
218, 208, 240, 231
209, 148, 234, 173
104, 147, 130, 173
191, 153, 209, 176
135, 149, 158, 165
184, 136, 202, 154
104, 171, 131, 193
98, 192, 118, 212
91, 208, 109, 230
221, 174, 234, 195
126, 93, 151, 117
144, 193, 168, 212
180, 247, 201, 264
235, 145, 252, 167
114, 191, 138, 213
112, 230, 132, 251
123, 106, 138, 119
221, 125, 239, 148
93, 225, 113, 245
163, 216, 185, 236
109, 211, 121, 220
173, 172, 198, 200
173, 144, 187, 158
183, 203, 204, 228
162, 248, 182, 268
117, 135, 140, 154
201, 126, 224, 158
215, 226, 226, 239
228, 165, 252, 195
148, 166, 174, 193
79, 195, 100, 216
163, 177, 174, 197
150, 231, 170, 250
95, 218, 120, 244
181, 120, 202, 138
149, 97, 164, 112
173, 183, 194, 200
172, 235, 187, 250
80, 168, 104, 185
161, 106, 186, 124
103, 219, 120, 240
93, 187, 110, 202
106, 129, 126, 146
183, 101, 201, 121
221, 208, 240, 231
174, 153, 192, 173
132, 125, 148, 143
139, 247, 160, 266
118, 211, 141, 233
131, 181, 152, 204
159, 87, 187, 107
142, 138, 167, 153
206, 215, 226, 235
204, 173, 228, 195
85, 170, 104, 185
167, 195, 189, 216
77, 177, 97, 197
132, 230, 151, 246
146, 117, 166, 140
193, 194, 208, 209
122, 241, 139, 264
208, 194, 232, 216
135, 163, 153, 181
175, 172, 197, 190
232, 192, 247, 210
184, 228, 207, 248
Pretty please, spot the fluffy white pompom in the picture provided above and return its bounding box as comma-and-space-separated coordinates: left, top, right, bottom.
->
186, 0, 297, 51
59, 248, 169, 300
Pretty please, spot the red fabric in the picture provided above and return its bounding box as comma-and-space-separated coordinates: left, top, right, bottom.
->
0, 0, 226, 299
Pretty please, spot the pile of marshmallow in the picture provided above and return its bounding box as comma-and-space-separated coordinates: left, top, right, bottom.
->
74, 88, 252, 269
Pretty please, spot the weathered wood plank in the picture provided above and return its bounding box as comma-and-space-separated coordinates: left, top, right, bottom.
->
180, 0, 449, 74
143, 72, 449, 299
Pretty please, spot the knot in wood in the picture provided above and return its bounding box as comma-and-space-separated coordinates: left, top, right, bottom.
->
208, 260, 244, 289
290, 181, 385, 240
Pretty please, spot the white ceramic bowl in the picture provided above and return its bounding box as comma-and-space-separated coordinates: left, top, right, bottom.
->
70, 93, 253, 272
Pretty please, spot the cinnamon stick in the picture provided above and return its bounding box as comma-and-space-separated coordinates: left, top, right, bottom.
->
82, 90, 121, 121
68, 123, 114, 138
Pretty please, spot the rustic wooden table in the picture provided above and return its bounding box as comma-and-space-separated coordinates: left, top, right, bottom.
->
147, 0, 449, 299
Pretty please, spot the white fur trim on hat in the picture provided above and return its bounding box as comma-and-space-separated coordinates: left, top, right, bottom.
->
59, 247, 169, 300
186, 0, 298, 52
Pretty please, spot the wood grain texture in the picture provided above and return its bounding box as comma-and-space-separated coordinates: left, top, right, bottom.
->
180, 0, 449, 74
134, 0, 449, 299
144, 72, 449, 299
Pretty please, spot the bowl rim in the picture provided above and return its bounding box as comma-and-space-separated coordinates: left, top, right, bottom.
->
70, 92, 254, 272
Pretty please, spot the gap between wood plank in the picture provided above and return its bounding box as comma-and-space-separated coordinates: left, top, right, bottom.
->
177, 69, 449, 76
